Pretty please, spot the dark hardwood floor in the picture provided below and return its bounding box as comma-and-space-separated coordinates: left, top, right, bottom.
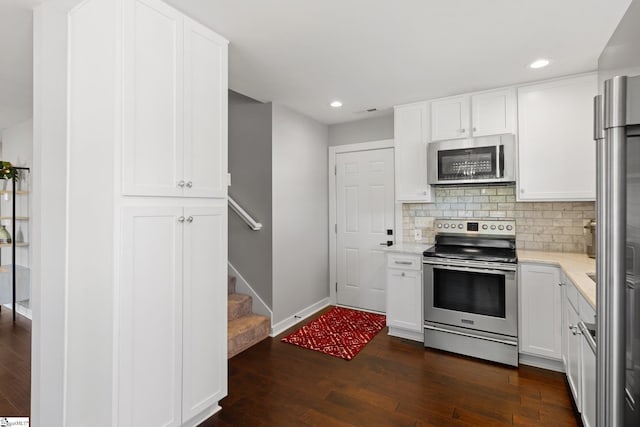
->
202, 307, 581, 427
0, 306, 31, 416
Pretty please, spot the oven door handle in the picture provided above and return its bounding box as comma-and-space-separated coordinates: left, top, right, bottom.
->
424, 262, 515, 276
424, 324, 518, 346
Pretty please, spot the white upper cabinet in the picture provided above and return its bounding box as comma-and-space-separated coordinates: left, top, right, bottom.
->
183, 18, 229, 198
394, 102, 433, 202
123, 0, 228, 198
430, 88, 516, 141
431, 95, 470, 140
471, 88, 516, 137
517, 74, 597, 201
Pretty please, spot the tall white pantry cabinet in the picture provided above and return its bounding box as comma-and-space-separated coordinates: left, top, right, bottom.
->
43, 0, 228, 425
119, 1, 228, 426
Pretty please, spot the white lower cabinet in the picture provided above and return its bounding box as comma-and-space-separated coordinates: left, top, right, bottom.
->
566, 295, 582, 412
519, 264, 563, 360
119, 205, 227, 426
386, 252, 423, 341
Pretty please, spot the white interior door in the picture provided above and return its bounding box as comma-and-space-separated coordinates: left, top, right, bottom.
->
336, 148, 394, 312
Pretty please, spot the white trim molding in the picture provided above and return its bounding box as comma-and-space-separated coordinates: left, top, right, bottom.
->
228, 262, 272, 323
328, 139, 395, 306
270, 298, 330, 337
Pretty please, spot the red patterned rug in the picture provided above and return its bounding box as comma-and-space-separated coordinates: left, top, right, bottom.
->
281, 306, 386, 360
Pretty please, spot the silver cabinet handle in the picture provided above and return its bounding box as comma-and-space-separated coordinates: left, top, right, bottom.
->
394, 261, 412, 265
178, 216, 185, 223
186, 181, 193, 188
186, 216, 193, 223
178, 180, 185, 188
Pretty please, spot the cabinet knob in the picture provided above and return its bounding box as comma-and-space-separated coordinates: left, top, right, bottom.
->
186, 216, 193, 223
473, 127, 477, 132
178, 180, 185, 188
401, 272, 405, 277
186, 181, 193, 188
460, 128, 466, 133
178, 216, 185, 223
558, 282, 565, 287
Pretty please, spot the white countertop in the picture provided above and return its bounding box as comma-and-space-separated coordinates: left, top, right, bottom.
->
518, 250, 596, 308
386, 244, 596, 308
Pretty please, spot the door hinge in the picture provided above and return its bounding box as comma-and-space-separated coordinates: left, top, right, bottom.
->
334, 223, 337, 233
334, 165, 337, 175
335, 282, 338, 292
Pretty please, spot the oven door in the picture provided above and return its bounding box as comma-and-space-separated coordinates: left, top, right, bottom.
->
423, 260, 517, 337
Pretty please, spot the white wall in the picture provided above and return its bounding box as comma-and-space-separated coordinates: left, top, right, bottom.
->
33, 0, 115, 425
1, 118, 33, 166
272, 104, 329, 324
328, 114, 393, 146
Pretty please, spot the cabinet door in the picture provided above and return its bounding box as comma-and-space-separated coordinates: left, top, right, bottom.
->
517, 74, 597, 201
386, 268, 422, 332
581, 332, 596, 427
119, 206, 184, 427
394, 103, 432, 202
183, 18, 228, 198
431, 95, 470, 141
471, 88, 516, 137
182, 206, 228, 421
123, 0, 184, 197
519, 264, 563, 359
566, 298, 582, 411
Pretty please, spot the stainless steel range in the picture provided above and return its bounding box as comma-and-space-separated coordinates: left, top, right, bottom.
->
423, 219, 518, 366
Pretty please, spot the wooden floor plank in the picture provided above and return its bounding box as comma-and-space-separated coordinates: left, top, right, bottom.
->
0, 307, 31, 417
202, 306, 581, 426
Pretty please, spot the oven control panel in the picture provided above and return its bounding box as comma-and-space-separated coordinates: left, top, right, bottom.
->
434, 219, 515, 236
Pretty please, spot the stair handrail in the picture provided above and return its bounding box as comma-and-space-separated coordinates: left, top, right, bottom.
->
228, 196, 262, 231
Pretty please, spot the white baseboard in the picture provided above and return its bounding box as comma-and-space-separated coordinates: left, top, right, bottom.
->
388, 327, 424, 343
518, 352, 565, 372
182, 404, 221, 427
270, 297, 331, 337
2, 301, 32, 320
228, 262, 273, 324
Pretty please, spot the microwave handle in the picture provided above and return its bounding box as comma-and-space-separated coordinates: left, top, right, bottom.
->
496, 145, 502, 179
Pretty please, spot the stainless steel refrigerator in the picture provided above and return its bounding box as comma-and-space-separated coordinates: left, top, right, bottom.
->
596, 1, 640, 425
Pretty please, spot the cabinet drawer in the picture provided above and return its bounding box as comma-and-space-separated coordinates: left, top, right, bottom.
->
387, 253, 422, 271
566, 278, 580, 313
579, 295, 595, 323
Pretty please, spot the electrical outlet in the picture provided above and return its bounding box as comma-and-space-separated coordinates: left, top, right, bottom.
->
414, 229, 422, 241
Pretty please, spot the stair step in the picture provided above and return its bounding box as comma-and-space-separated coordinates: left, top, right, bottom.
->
228, 314, 270, 359
228, 275, 236, 295
228, 293, 252, 321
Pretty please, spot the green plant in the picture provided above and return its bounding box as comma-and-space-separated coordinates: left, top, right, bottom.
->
0, 161, 17, 180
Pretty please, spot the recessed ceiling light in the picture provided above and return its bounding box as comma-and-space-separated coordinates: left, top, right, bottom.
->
529, 59, 550, 69
330, 101, 343, 108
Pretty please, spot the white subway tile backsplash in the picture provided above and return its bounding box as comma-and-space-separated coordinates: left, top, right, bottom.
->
403, 184, 595, 254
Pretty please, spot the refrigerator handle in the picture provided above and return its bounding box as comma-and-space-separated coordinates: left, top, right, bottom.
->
599, 76, 628, 427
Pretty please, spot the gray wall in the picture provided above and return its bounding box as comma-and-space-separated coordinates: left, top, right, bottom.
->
272, 104, 329, 324
328, 113, 394, 146
228, 90, 273, 307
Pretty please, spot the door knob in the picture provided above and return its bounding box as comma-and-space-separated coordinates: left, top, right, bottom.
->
379, 241, 393, 247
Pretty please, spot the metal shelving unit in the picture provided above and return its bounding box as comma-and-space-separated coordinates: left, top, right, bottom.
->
0, 166, 30, 321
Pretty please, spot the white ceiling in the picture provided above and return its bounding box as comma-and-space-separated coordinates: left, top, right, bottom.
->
0, 0, 40, 130
0, 0, 633, 129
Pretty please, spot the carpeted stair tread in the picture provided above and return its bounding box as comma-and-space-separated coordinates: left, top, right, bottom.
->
228, 313, 270, 359
228, 292, 252, 321
228, 275, 236, 295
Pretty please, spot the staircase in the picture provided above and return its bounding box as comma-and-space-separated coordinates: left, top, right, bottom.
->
227, 275, 270, 358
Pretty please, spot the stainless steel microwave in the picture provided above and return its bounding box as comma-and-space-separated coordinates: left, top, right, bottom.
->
427, 134, 516, 185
